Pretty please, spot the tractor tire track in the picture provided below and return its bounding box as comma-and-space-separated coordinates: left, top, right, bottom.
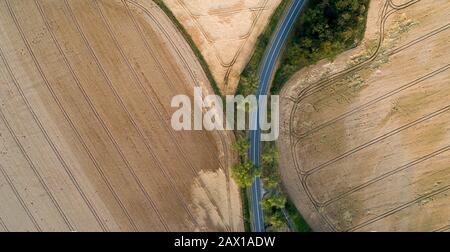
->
301, 104, 450, 208
0, 163, 42, 231
293, 60, 450, 139
294, 67, 450, 175
318, 144, 450, 208
0, 12, 75, 231
0, 83, 71, 231
117, 0, 232, 230
286, 0, 423, 231
433, 225, 450, 232
93, 0, 201, 229
289, 0, 420, 105
347, 185, 450, 231
35, 0, 140, 231
294, 0, 394, 231
5, 0, 109, 231
0, 216, 8, 232
127, 0, 235, 230
63, 0, 169, 231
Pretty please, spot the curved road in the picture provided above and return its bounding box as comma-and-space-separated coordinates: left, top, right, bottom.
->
249, 0, 306, 232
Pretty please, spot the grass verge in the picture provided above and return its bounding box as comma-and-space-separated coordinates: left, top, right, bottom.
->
286, 198, 312, 232
241, 188, 252, 232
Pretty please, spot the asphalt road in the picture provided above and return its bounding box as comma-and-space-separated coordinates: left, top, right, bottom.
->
249, 0, 306, 232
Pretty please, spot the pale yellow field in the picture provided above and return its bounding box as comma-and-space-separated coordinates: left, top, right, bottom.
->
279, 0, 450, 231
163, 0, 282, 94
0, 0, 242, 231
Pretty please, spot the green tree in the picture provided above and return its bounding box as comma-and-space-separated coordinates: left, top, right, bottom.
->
239, 74, 258, 97
267, 210, 285, 230
262, 174, 281, 191
261, 194, 286, 211
260, 145, 281, 190
231, 161, 255, 188
271, 0, 370, 94
261, 146, 278, 168
232, 137, 250, 158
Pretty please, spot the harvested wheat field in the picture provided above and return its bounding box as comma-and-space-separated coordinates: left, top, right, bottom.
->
163, 0, 282, 94
0, 0, 242, 232
279, 0, 450, 231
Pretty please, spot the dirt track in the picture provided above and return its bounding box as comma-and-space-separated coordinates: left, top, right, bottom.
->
279, 0, 450, 231
0, 0, 242, 231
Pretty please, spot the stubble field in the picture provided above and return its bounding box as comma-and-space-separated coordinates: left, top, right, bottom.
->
0, 0, 242, 231
163, 0, 282, 94
279, 0, 449, 231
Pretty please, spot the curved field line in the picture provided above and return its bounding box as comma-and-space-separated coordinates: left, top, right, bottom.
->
0, 92, 71, 231
347, 185, 450, 231
0, 216, 8, 232
287, 3, 391, 110
290, 0, 392, 183
0, 11, 76, 232
296, 66, 450, 176
34, 0, 139, 232
63, 0, 169, 231
389, 23, 449, 55
302, 104, 450, 208
119, 0, 233, 230
175, 0, 270, 86
294, 25, 449, 210
118, 0, 235, 230
389, 0, 419, 9
133, 0, 234, 168
173, 0, 269, 43
4, 0, 109, 231
289, 22, 449, 107
157, 0, 236, 229
93, 0, 202, 229
209, 6, 267, 17
174, 0, 214, 43
294, 32, 450, 207
0, 164, 41, 231
302, 0, 448, 230
318, 144, 450, 208
289, 0, 393, 231
433, 225, 450, 232
222, 0, 270, 85
287, 0, 424, 231
126, 0, 236, 230
289, 0, 420, 105
128, 0, 231, 169
293, 64, 449, 141
293, 34, 450, 139
97, 0, 231, 230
